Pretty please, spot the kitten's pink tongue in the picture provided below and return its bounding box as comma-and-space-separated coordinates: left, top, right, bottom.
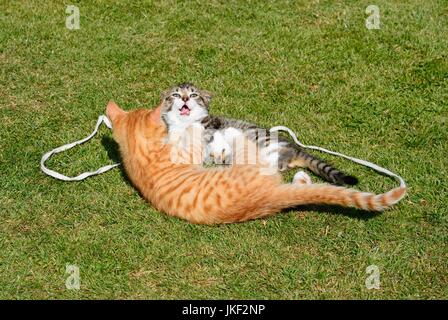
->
180, 105, 190, 116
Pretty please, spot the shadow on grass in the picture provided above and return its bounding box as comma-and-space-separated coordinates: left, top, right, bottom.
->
102, 135, 377, 221
284, 204, 378, 221
101, 135, 134, 188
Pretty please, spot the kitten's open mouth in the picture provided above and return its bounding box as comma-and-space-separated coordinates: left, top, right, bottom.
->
179, 105, 190, 116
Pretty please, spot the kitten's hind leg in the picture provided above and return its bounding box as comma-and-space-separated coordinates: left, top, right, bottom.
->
285, 148, 358, 186
277, 148, 307, 172
293, 170, 312, 185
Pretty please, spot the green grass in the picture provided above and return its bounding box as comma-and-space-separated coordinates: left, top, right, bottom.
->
0, 0, 447, 299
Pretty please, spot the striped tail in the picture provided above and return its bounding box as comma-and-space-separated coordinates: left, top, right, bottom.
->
289, 149, 358, 186
272, 184, 406, 211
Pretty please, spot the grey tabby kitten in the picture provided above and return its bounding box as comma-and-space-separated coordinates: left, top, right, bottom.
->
160, 83, 358, 185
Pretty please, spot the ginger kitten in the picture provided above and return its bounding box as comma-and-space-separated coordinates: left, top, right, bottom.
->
106, 101, 406, 224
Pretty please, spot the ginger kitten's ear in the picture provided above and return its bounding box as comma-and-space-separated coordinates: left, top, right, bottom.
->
106, 101, 126, 123
149, 105, 162, 123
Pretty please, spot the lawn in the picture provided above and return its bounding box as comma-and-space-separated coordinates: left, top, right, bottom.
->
0, 0, 447, 299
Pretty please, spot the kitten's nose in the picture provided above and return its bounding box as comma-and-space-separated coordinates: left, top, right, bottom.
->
182, 96, 189, 102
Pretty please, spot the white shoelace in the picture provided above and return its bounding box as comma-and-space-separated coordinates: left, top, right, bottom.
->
40, 115, 120, 181
270, 126, 406, 188
40, 116, 406, 190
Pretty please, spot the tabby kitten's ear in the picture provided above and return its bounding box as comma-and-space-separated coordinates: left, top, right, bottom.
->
106, 101, 126, 123
160, 89, 171, 102
199, 89, 212, 107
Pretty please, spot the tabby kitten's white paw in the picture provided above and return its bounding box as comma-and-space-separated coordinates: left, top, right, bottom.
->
293, 171, 312, 185
207, 131, 232, 164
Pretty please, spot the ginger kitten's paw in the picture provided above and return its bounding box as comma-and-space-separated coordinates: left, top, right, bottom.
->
293, 171, 312, 185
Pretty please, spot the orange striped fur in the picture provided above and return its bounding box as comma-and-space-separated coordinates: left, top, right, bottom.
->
106, 101, 406, 224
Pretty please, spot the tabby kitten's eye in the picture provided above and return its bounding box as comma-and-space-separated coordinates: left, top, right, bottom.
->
172, 93, 181, 98
190, 93, 198, 98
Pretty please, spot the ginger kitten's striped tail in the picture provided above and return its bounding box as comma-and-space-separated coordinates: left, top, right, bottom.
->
272, 184, 406, 211
227, 184, 406, 223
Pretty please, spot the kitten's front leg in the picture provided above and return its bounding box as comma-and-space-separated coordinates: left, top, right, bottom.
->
167, 126, 203, 165
207, 131, 233, 165
167, 129, 183, 146
184, 124, 206, 165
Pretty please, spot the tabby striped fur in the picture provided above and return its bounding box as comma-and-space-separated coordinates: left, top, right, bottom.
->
201, 115, 358, 185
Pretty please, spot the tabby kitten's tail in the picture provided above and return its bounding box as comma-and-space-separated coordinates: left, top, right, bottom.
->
285, 148, 358, 185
